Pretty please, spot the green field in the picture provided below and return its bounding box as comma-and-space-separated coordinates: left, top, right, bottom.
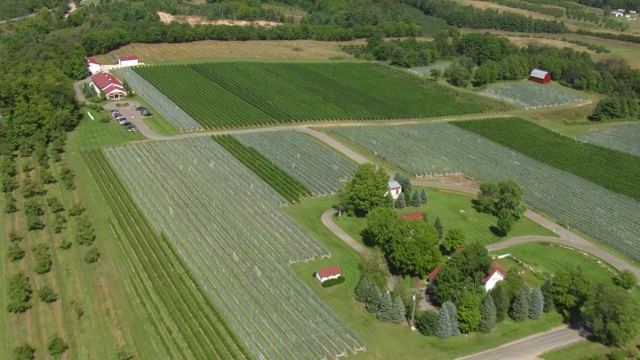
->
213, 135, 310, 202
134, 62, 511, 129
334, 187, 556, 247
285, 196, 564, 360
83, 149, 251, 359
454, 117, 640, 202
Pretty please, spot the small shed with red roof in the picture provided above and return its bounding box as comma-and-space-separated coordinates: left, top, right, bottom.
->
316, 266, 342, 283
91, 72, 127, 101
402, 212, 424, 222
117, 55, 139, 67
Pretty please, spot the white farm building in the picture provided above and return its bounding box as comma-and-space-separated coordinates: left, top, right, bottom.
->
117, 55, 139, 67
316, 266, 341, 283
387, 180, 402, 200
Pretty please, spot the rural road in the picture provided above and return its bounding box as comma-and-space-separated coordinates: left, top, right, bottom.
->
456, 326, 584, 360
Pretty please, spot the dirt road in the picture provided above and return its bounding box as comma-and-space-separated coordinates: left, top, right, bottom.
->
455, 326, 584, 360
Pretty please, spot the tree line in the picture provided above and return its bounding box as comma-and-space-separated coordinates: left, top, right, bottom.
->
342, 32, 640, 121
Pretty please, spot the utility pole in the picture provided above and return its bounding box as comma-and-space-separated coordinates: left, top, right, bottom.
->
410, 294, 417, 331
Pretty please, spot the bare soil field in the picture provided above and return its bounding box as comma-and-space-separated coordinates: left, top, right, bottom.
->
93, 40, 365, 64
502, 36, 599, 54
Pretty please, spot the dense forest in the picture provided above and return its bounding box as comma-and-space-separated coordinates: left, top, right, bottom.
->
342, 33, 640, 121
0, 0, 66, 20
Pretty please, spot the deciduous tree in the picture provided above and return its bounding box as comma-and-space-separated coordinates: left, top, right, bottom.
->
47, 334, 68, 356
358, 249, 390, 291
341, 163, 392, 217
457, 292, 482, 333
583, 282, 640, 346
442, 228, 466, 254
549, 266, 591, 320
13, 344, 35, 360
613, 270, 637, 290
387, 220, 440, 277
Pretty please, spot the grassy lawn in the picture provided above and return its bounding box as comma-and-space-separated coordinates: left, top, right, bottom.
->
285, 196, 563, 360
126, 96, 180, 136
541, 340, 611, 360
491, 242, 640, 300
334, 187, 555, 248
143, 116, 179, 136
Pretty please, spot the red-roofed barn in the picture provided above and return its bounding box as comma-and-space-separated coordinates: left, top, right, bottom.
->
91, 72, 127, 101
117, 55, 139, 67
316, 266, 341, 283
529, 69, 552, 84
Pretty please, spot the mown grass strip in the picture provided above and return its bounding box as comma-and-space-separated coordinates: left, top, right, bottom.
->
83, 150, 252, 359
454, 117, 640, 201
213, 135, 311, 203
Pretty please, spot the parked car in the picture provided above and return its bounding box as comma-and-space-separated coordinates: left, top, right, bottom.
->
127, 125, 138, 132
141, 109, 152, 116
118, 119, 130, 126
111, 112, 122, 119
135, 106, 146, 111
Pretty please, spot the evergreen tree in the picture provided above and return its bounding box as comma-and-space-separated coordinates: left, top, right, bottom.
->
411, 189, 421, 207
540, 278, 554, 313
354, 276, 372, 303
420, 188, 428, 204
479, 294, 497, 333
416, 310, 439, 336
509, 285, 530, 322
446, 302, 461, 336
394, 193, 406, 209
434, 217, 444, 240
436, 307, 452, 338
490, 282, 510, 322
529, 287, 544, 320
391, 296, 406, 324
366, 286, 382, 313
377, 291, 393, 321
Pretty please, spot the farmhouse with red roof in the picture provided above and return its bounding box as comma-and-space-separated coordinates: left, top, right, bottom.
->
117, 55, 139, 67
91, 72, 127, 101
86, 57, 101, 75
316, 266, 341, 283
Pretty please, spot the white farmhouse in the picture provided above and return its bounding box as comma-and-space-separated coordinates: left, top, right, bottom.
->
86, 57, 101, 74
316, 266, 341, 283
117, 55, 139, 67
482, 260, 507, 292
387, 180, 402, 200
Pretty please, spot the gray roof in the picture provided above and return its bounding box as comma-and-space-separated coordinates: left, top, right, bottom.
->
388, 180, 401, 189
530, 69, 549, 79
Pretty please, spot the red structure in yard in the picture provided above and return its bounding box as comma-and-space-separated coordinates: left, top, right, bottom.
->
529, 69, 552, 84
402, 212, 424, 222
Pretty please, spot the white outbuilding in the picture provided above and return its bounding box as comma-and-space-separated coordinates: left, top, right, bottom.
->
387, 180, 402, 200
117, 55, 139, 67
